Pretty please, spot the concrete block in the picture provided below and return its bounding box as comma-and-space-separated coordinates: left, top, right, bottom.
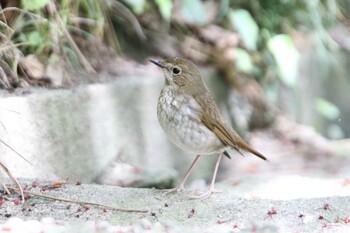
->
0, 71, 227, 183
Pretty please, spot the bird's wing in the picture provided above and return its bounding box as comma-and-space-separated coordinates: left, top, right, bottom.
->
194, 93, 267, 161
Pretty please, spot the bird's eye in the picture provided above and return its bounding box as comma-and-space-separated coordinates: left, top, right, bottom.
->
172, 67, 181, 75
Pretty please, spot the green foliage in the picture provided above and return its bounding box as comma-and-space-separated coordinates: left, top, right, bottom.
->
155, 0, 173, 20
327, 124, 344, 139
267, 34, 299, 87
180, 0, 206, 24
235, 49, 253, 73
315, 98, 343, 139
228, 9, 258, 51
21, 0, 50, 11
8, 0, 118, 72
123, 0, 146, 14
314, 98, 340, 120
27, 31, 43, 46
215, 0, 229, 21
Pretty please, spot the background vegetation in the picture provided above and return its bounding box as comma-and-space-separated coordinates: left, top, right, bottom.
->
1, 0, 350, 139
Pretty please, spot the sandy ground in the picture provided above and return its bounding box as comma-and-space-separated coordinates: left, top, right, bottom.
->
0, 177, 350, 233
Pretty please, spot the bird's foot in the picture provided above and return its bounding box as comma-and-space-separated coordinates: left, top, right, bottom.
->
162, 185, 185, 197
189, 188, 222, 200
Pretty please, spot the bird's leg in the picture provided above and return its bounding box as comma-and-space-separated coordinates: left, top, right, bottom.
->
190, 153, 223, 200
163, 154, 201, 196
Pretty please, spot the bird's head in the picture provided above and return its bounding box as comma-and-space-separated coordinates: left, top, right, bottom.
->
149, 57, 205, 94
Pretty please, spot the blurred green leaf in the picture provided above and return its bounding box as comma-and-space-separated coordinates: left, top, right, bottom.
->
28, 31, 43, 46
181, 0, 206, 24
268, 34, 299, 87
124, 0, 146, 14
21, 0, 50, 11
315, 98, 340, 120
235, 49, 253, 73
48, 53, 60, 64
264, 81, 279, 104
155, 0, 173, 20
327, 124, 344, 139
215, 0, 229, 21
228, 9, 258, 51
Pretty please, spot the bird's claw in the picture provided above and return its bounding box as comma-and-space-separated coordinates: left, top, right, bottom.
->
162, 185, 185, 197
189, 188, 222, 200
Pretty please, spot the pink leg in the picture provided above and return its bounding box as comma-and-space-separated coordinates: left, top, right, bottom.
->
163, 155, 201, 196
190, 154, 223, 200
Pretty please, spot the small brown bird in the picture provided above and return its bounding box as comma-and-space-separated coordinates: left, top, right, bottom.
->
150, 57, 267, 199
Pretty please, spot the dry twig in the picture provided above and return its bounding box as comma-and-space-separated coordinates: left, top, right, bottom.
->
0, 161, 24, 203
8, 187, 148, 213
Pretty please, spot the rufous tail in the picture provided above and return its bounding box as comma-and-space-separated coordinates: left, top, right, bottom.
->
237, 140, 268, 161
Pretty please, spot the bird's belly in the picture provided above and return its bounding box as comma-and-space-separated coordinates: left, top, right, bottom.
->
157, 96, 224, 154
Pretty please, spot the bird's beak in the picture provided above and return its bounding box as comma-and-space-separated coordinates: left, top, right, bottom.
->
149, 59, 166, 68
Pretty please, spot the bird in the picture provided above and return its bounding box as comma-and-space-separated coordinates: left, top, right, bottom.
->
149, 57, 267, 199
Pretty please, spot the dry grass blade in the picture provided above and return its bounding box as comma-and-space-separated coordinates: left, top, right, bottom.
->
0, 139, 33, 165
2, 182, 11, 195
0, 20, 14, 34
0, 42, 32, 52
46, 1, 96, 74
0, 139, 32, 203
8, 187, 148, 213
99, 1, 121, 52
0, 66, 11, 88
108, 0, 146, 41
0, 161, 24, 203
0, 7, 45, 21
